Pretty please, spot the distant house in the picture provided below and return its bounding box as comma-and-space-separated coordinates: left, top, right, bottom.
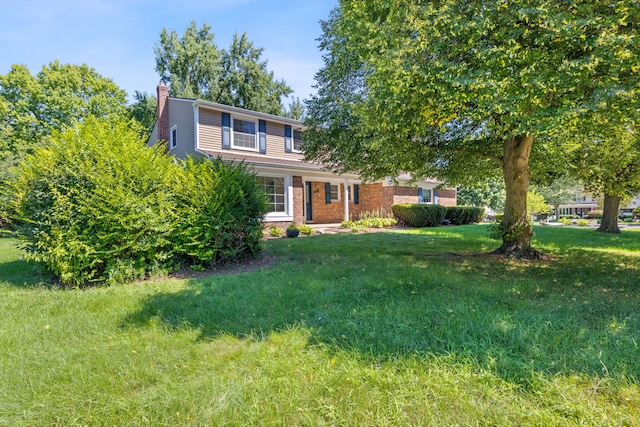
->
148, 83, 456, 226
554, 193, 640, 217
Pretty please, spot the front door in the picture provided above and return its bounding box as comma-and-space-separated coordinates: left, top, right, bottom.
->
305, 181, 313, 221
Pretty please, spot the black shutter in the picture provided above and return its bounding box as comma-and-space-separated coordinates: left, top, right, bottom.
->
284, 125, 292, 153
222, 113, 231, 149
325, 182, 331, 204
259, 120, 266, 154
354, 184, 359, 205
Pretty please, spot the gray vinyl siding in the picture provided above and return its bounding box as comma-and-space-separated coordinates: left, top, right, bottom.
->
168, 99, 197, 159
197, 106, 304, 160
147, 121, 158, 147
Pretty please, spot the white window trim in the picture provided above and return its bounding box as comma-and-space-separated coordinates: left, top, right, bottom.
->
330, 184, 340, 202
292, 128, 303, 153
231, 114, 259, 152
170, 125, 177, 150
257, 173, 294, 222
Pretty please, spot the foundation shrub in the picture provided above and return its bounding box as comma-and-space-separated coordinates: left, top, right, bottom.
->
391, 204, 446, 227
9, 117, 178, 286
444, 206, 485, 225
9, 119, 267, 286
173, 157, 267, 268
585, 210, 603, 219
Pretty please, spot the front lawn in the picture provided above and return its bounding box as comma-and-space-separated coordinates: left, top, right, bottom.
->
1, 226, 639, 425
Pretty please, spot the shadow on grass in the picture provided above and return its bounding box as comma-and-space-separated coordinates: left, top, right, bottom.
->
121, 230, 640, 384
0, 259, 56, 288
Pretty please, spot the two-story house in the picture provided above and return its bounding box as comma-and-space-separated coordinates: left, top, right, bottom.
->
147, 83, 456, 227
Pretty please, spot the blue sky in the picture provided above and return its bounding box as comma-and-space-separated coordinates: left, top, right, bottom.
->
0, 0, 337, 103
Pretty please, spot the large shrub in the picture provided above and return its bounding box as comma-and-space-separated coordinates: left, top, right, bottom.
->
444, 206, 485, 225
585, 210, 603, 219
391, 204, 446, 227
173, 157, 267, 268
10, 117, 178, 285
632, 206, 640, 218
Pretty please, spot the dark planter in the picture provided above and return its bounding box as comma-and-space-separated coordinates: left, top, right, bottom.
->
286, 229, 300, 238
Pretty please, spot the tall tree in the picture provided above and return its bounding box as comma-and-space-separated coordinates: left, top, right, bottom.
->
0, 62, 128, 225
457, 179, 506, 213
284, 97, 306, 121
304, 1, 639, 258
129, 91, 157, 135
155, 23, 292, 115
572, 127, 640, 234
0, 61, 128, 160
218, 32, 292, 115
155, 21, 222, 100
537, 177, 585, 220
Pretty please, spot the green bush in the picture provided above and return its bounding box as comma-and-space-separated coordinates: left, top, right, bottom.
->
391, 204, 446, 227
560, 214, 579, 219
298, 224, 314, 235
633, 206, 640, 218
269, 226, 283, 237
585, 210, 603, 219
495, 213, 504, 222
576, 219, 590, 227
173, 157, 267, 268
444, 206, 485, 225
10, 119, 267, 286
10, 117, 178, 286
559, 217, 573, 225
623, 217, 634, 223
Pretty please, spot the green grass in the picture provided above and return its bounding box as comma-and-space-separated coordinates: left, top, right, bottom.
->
1, 226, 639, 426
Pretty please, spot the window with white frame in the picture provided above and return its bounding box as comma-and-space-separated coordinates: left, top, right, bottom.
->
419, 188, 432, 203
170, 125, 177, 150
293, 129, 303, 152
256, 176, 286, 213
330, 184, 340, 202
232, 117, 257, 150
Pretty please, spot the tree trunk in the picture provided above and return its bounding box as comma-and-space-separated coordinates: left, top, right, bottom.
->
554, 203, 560, 220
597, 194, 621, 234
492, 135, 546, 259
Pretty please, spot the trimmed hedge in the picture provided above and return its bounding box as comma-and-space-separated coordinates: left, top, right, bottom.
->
444, 206, 485, 224
585, 210, 603, 219
392, 204, 446, 227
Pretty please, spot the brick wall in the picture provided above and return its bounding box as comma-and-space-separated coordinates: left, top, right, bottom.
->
157, 83, 169, 147
437, 189, 457, 206
292, 176, 304, 224
393, 185, 420, 205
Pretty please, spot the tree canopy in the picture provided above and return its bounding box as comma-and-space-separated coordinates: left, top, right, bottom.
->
155, 22, 292, 115
0, 61, 128, 161
304, 0, 639, 257
572, 126, 640, 233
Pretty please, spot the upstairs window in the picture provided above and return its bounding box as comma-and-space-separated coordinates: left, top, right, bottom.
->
170, 125, 177, 150
293, 129, 303, 152
232, 118, 257, 150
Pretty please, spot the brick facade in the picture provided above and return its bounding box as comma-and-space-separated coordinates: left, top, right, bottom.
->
156, 83, 169, 146
305, 181, 448, 223
292, 176, 304, 224
437, 189, 457, 206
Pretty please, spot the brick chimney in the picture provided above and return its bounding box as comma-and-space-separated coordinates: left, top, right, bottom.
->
157, 82, 169, 145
